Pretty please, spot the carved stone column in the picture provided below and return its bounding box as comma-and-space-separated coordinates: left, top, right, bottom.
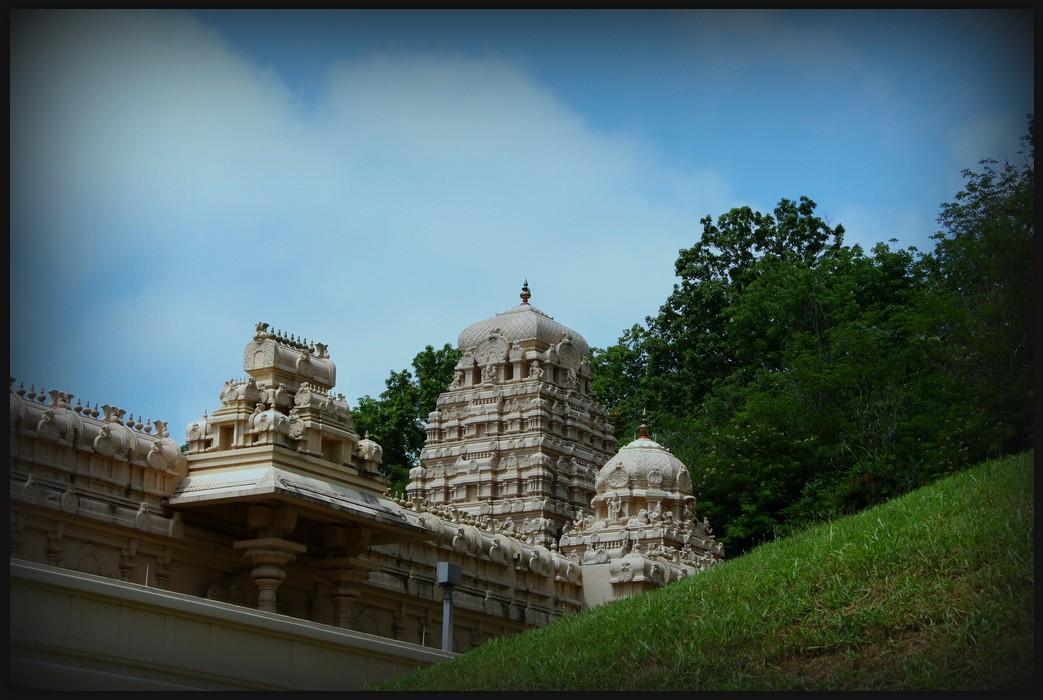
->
119, 539, 138, 581
233, 537, 306, 613
320, 524, 379, 629
45, 522, 64, 567
10, 512, 26, 558
321, 559, 375, 629
154, 548, 172, 588
233, 504, 303, 612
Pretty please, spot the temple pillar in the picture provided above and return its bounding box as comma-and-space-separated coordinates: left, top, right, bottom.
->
320, 524, 379, 630
321, 558, 378, 629
235, 505, 304, 613
234, 537, 306, 613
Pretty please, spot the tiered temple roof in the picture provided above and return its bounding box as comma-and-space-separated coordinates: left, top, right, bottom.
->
407, 283, 617, 547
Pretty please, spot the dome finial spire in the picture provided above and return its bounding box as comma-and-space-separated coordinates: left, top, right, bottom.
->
638, 408, 650, 439
520, 279, 531, 305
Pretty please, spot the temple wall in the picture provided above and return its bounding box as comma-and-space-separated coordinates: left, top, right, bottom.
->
9, 376, 580, 673
578, 562, 615, 607
10, 559, 453, 690
8, 304, 720, 691
9, 494, 568, 657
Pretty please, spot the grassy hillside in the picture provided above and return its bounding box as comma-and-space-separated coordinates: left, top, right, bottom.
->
381, 452, 1034, 691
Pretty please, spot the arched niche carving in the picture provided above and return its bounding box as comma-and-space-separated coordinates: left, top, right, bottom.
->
476, 333, 510, 366
556, 341, 581, 371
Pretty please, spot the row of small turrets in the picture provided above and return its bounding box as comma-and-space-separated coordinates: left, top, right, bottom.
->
253, 322, 329, 358
11, 377, 168, 437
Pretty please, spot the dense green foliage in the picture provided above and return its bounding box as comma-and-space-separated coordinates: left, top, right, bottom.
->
381, 452, 1034, 691
591, 123, 1034, 554
352, 344, 461, 494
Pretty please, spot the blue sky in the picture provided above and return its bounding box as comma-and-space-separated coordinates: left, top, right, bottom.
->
10, 10, 1033, 438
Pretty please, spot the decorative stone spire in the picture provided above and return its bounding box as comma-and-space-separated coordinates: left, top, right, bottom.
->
559, 404, 723, 582
410, 286, 617, 547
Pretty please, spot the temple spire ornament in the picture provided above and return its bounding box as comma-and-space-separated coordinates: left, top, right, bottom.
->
407, 285, 616, 547
638, 408, 650, 439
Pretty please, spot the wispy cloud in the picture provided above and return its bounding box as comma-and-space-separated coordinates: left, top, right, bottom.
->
11, 10, 735, 434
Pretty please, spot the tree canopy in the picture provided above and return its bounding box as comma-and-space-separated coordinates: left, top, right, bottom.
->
354, 121, 1033, 555
591, 120, 1034, 554
352, 343, 461, 494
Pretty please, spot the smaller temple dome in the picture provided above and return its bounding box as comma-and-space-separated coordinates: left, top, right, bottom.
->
596, 415, 690, 493
560, 410, 721, 579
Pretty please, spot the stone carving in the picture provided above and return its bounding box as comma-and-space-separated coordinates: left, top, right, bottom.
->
135, 502, 152, 531
60, 485, 78, 514
10, 306, 714, 665
608, 466, 629, 488
673, 465, 691, 492
561, 412, 722, 586
295, 349, 311, 373
36, 410, 62, 441
356, 434, 383, 464
295, 383, 314, 407
626, 509, 650, 529
205, 578, 243, 604
476, 334, 510, 365
146, 437, 184, 473
287, 408, 305, 440
75, 550, 102, 576
94, 422, 134, 460
187, 419, 208, 441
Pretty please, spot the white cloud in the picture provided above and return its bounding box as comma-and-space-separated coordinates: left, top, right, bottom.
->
11, 10, 736, 435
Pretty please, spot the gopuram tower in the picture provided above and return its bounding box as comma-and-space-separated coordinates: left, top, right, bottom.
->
406, 282, 617, 546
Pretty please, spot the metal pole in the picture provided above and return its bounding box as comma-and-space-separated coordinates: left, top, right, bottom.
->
441, 584, 454, 652
435, 561, 460, 653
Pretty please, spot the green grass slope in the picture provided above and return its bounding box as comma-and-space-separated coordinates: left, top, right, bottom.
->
382, 452, 1034, 691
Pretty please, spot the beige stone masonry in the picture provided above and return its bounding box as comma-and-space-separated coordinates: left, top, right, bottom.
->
8, 291, 723, 688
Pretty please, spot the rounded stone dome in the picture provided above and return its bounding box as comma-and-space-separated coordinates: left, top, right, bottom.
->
356, 434, 383, 464
457, 283, 589, 356
252, 404, 289, 435
597, 432, 691, 495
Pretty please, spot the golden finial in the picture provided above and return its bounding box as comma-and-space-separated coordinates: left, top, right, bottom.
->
638, 408, 650, 439
520, 279, 531, 305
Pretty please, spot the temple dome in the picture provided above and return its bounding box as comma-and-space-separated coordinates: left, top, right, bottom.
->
457, 282, 589, 356
596, 420, 691, 494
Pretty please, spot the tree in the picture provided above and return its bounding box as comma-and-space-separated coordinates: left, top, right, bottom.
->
597, 196, 846, 440
352, 344, 461, 494
588, 120, 1033, 554
927, 120, 1035, 457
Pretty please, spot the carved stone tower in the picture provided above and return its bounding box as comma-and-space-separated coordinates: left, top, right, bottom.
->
406, 282, 617, 546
